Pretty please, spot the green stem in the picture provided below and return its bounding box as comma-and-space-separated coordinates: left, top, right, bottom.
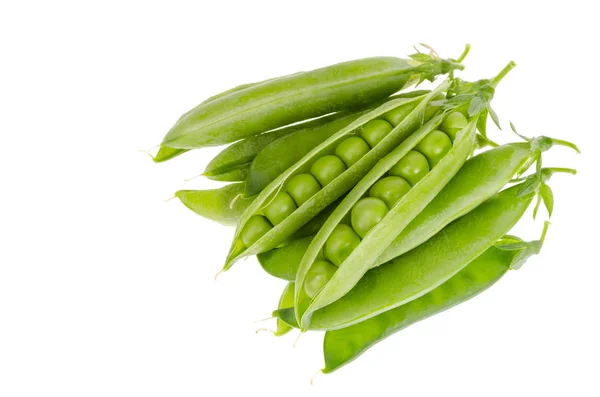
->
539, 220, 551, 245
490, 61, 517, 88
456, 44, 471, 63
545, 167, 577, 176
551, 138, 581, 153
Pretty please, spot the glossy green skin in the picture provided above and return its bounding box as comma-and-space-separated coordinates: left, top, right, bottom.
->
388, 150, 430, 186
376, 142, 533, 265
440, 111, 468, 141
324, 225, 361, 266
264, 192, 297, 226
310, 155, 346, 187
246, 112, 363, 197
275, 282, 296, 336
175, 183, 254, 226
368, 176, 411, 207
161, 57, 459, 149
303, 184, 534, 331
416, 130, 453, 167
224, 85, 449, 270
205, 165, 249, 182
240, 216, 273, 247
359, 119, 394, 148
334, 137, 370, 167
294, 115, 476, 328
203, 120, 315, 179
351, 197, 389, 238
322, 246, 515, 373
153, 79, 269, 162
305, 261, 338, 298
286, 174, 321, 206
383, 101, 418, 126
258, 236, 313, 281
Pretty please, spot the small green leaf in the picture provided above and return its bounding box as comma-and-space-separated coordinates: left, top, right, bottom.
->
410, 53, 431, 62
476, 108, 489, 138
488, 105, 501, 129
533, 195, 542, 219
468, 96, 486, 116
539, 183, 554, 217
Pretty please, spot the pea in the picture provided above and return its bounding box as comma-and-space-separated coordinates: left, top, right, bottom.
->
369, 176, 411, 208
440, 111, 468, 141
351, 197, 389, 238
304, 260, 338, 298
359, 119, 394, 148
388, 150, 430, 186
310, 155, 347, 187
383, 102, 418, 126
416, 130, 453, 167
335, 137, 370, 167
286, 173, 321, 206
240, 215, 273, 247
324, 224, 361, 266
263, 192, 297, 225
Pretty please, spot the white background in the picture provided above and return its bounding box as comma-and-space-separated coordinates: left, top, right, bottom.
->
1, 1, 599, 396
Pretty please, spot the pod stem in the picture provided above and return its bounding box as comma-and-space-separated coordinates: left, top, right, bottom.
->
490, 61, 517, 88
549, 138, 581, 153
456, 44, 471, 63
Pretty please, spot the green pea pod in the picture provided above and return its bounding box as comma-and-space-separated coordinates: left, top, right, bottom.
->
175, 183, 254, 226
297, 183, 534, 331
160, 55, 462, 149
224, 83, 450, 270
294, 114, 477, 327
244, 90, 432, 197
204, 112, 347, 182
153, 75, 290, 162
322, 247, 513, 372
275, 282, 296, 336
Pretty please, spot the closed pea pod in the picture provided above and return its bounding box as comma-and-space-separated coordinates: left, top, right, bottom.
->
275, 282, 296, 336
159, 53, 463, 149
321, 224, 549, 373
224, 84, 449, 271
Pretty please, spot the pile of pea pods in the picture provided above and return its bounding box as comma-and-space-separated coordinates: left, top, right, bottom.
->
153, 45, 579, 374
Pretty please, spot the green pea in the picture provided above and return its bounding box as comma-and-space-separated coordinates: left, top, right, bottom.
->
368, 176, 411, 208
351, 197, 389, 238
240, 215, 273, 247
416, 130, 453, 167
388, 150, 430, 186
310, 155, 347, 187
359, 119, 394, 148
263, 192, 297, 225
334, 137, 370, 167
324, 224, 361, 266
440, 111, 468, 141
286, 173, 321, 206
382, 102, 417, 126
304, 260, 338, 298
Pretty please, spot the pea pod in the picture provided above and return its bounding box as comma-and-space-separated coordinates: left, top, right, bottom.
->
175, 183, 253, 226
321, 224, 549, 373
153, 75, 289, 162
159, 54, 463, 149
205, 166, 249, 182
223, 83, 449, 270
293, 182, 535, 331
258, 236, 313, 281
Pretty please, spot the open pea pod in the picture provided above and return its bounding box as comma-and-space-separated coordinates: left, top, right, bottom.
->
223, 82, 451, 270
321, 223, 550, 373
285, 182, 536, 331
294, 114, 478, 328
159, 52, 463, 150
